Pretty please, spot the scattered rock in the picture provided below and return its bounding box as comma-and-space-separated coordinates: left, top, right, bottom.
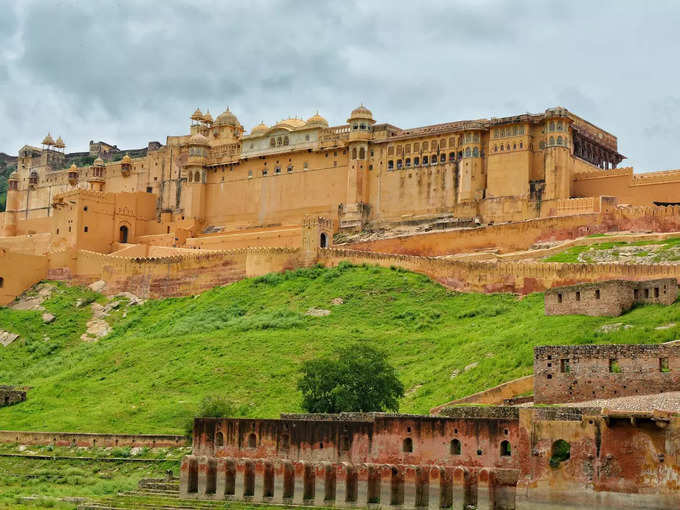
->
130, 446, 144, 456
331, 297, 344, 305
80, 319, 112, 342
664, 339, 680, 345
656, 323, 676, 330
485, 352, 495, 358
114, 292, 145, 306
449, 369, 460, 379
42, 313, 55, 324
17, 445, 27, 452
9, 283, 55, 311
464, 362, 478, 372
306, 308, 331, 317
88, 280, 107, 293
0, 330, 19, 347
599, 323, 633, 333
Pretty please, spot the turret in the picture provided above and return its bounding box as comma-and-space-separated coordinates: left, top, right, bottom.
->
457, 129, 485, 202
89, 156, 106, 191
120, 154, 132, 177
543, 107, 572, 201
1, 172, 19, 236
213, 107, 243, 141
341, 105, 375, 230
68, 164, 79, 185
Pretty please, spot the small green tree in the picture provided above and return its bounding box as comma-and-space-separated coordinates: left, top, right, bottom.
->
185, 395, 238, 437
298, 345, 404, 413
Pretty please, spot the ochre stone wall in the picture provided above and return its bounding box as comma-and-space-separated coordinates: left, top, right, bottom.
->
0, 249, 48, 306
0, 430, 187, 448
430, 376, 534, 414
185, 225, 303, 250
534, 344, 680, 404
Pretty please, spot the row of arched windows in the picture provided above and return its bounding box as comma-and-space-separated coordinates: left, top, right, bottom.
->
270, 136, 290, 147
187, 171, 202, 182
493, 126, 526, 138
351, 147, 366, 160
494, 141, 524, 152
548, 136, 567, 146
402, 437, 512, 457
547, 121, 564, 132
388, 136, 469, 157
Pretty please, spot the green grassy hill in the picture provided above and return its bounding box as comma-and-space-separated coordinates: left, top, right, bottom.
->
1, 263, 679, 434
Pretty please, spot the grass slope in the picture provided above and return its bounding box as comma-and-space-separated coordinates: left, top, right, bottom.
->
1, 263, 679, 434
544, 236, 680, 263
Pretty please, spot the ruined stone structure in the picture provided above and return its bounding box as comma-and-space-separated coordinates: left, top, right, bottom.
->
544, 278, 678, 316
0, 385, 26, 407
181, 403, 680, 509
534, 343, 680, 404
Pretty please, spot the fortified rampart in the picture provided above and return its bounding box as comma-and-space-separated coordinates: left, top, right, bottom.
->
181, 406, 680, 509
534, 344, 680, 404
0, 430, 187, 448
545, 278, 678, 316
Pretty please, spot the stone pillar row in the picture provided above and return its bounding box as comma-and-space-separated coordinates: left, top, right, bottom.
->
180, 455, 499, 509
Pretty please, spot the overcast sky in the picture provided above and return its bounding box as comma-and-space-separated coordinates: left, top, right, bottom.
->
1, 0, 679, 172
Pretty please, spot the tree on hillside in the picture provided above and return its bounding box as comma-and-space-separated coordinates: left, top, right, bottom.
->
297, 345, 404, 413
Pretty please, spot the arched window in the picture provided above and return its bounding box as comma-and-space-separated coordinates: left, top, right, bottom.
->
277, 137, 282, 146
195, 171, 201, 183
465, 147, 471, 157
450, 439, 461, 455
494, 145, 498, 152
549, 136, 555, 146
119, 225, 129, 244
405, 157, 411, 167
0, 277, 4, 288
320, 232, 327, 248
472, 147, 479, 157
388, 160, 394, 170
283, 136, 289, 145
248, 433, 257, 449
352, 148, 357, 159
397, 159, 402, 169
215, 432, 224, 447
402, 438, 413, 453
449, 152, 455, 161
500, 440, 511, 457
440, 153, 446, 163
280, 434, 290, 451
359, 147, 366, 160
550, 121, 555, 132
414, 156, 420, 166
557, 121, 563, 131
423, 155, 429, 165
188, 172, 192, 182
270, 138, 276, 147
557, 136, 563, 145
550, 440, 571, 468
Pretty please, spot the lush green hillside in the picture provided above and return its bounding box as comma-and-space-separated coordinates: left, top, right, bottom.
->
1, 263, 679, 434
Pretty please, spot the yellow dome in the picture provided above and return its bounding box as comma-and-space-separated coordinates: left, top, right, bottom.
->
348, 104, 373, 121
189, 133, 209, 145
215, 107, 240, 127
250, 121, 269, 135
203, 111, 214, 123
69, 163, 78, 172
42, 133, 55, 146
121, 154, 132, 164
191, 108, 204, 121
55, 136, 65, 148
9, 171, 18, 179
306, 112, 328, 128
274, 117, 307, 130
93, 156, 105, 166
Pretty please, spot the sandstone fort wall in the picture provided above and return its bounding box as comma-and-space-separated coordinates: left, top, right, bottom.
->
0, 430, 187, 448
0, 249, 48, 306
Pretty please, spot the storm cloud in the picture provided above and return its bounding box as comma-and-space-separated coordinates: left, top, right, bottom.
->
1, 0, 679, 172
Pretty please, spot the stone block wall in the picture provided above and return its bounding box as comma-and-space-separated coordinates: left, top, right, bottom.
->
545, 278, 678, 316
534, 344, 680, 404
0, 429, 187, 448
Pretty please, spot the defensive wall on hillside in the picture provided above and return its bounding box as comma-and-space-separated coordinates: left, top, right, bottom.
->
0, 430, 187, 448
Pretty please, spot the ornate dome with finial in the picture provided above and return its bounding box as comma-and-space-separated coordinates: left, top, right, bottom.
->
121, 154, 132, 165
273, 117, 307, 130
93, 156, 105, 167
55, 136, 65, 149
189, 132, 210, 145
9, 170, 18, 180
191, 108, 204, 121
215, 107, 240, 127
203, 110, 213, 124
306, 112, 328, 128
251, 121, 269, 136
42, 133, 56, 146
349, 104, 373, 121
69, 163, 78, 172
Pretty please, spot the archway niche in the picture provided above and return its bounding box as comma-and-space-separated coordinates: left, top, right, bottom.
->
119, 225, 129, 243
320, 232, 328, 248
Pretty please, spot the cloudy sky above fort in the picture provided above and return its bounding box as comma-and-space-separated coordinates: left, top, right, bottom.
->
0, 0, 679, 171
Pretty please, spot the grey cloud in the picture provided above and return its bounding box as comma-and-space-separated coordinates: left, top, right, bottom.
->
2, 0, 680, 172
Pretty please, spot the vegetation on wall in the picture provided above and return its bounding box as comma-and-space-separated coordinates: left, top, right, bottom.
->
0, 164, 15, 212
0, 263, 679, 434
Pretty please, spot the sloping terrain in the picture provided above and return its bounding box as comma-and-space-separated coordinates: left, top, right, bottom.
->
1, 263, 679, 434
543, 236, 680, 263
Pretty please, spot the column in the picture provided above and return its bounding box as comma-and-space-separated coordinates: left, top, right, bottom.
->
452, 466, 469, 509
179, 455, 198, 497
254, 459, 266, 500
404, 466, 418, 509
477, 468, 494, 510
380, 464, 393, 506
293, 461, 307, 505
428, 466, 442, 510
315, 462, 329, 506
356, 463, 371, 507
197, 456, 209, 496
235, 459, 247, 499
335, 462, 353, 507
215, 458, 227, 498
273, 460, 287, 503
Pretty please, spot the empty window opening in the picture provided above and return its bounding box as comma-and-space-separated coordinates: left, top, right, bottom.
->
84, 226, 88, 233
595, 289, 600, 299
83, 206, 88, 212
550, 440, 571, 468
560, 359, 570, 373
320, 232, 328, 248
402, 438, 413, 453
609, 359, 621, 373
575, 291, 581, 301
450, 439, 461, 455
340, 434, 351, 452
247, 433, 257, 448
500, 440, 512, 457
557, 293, 562, 303
0, 277, 3, 288
645, 288, 650, 298
279, 433, 290, 451
634, 288, 639, 299
655, 287, 659, 298
119, 225, 129, 243
146, 186, 152, 193
660, 357, 670, 373
215, 431, 224, 447
476, 449, 483, 456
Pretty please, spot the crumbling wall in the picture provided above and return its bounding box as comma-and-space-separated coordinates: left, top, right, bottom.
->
0, 386, 26, 407
534, 344, 680, 404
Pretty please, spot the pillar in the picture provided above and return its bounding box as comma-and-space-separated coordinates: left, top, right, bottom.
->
315, 462, 331, 506
254, 459, 266, 500
197, 456, 209, 496
273, 460, 287, 503
380, 464, 393, 506
356, 463, 371, 507
335, 462, 354, 507
179, 455, 198, 497
293, 461, 307, 505
452, 466, 470, 509
404, 466, 418, 509
428, 466, 443, 510
477, 468, 494, 510
235, 459, 248, 499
